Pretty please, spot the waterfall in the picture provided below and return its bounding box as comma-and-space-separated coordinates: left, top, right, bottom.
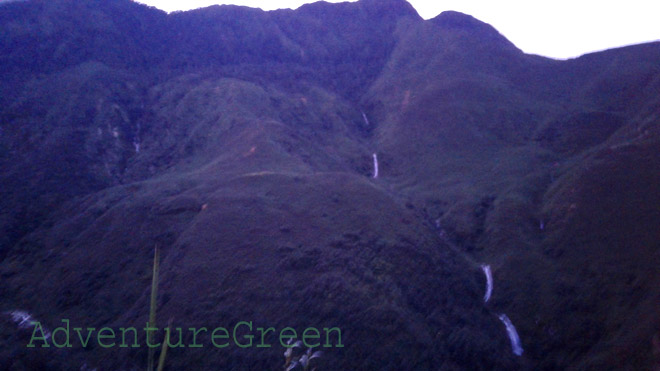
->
8, 310, 36, 329
133, 122, 141, 153
498, 314, 524, 356
481, 264, 493, 302
6, 310, 51, 340
372, 153, 379, 178
361, 111, 370, 126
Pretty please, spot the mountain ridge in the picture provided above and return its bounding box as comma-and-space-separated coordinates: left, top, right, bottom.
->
1, 0, 659, 369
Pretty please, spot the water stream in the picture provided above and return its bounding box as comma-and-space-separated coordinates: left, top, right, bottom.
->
498, 313, 524, 356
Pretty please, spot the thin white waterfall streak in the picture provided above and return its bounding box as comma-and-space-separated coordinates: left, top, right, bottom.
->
8, 310, 35, 329
498, 314, 524, 356
361, 111, 370, 126
6, 310, 51, 339
481, 264, 493, 302
133, 122, 141, 153
372, 153, 379, 178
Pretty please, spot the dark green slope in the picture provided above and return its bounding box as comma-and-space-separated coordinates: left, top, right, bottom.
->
1, 170, 521, 369
365, 10, 660, 369
0, 0, 659, 370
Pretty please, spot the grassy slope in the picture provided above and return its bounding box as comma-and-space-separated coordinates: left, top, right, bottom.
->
0, 15, 519, 366
0, 0, 659, 369
0, 162, 519, 370
365, 10, 660, 369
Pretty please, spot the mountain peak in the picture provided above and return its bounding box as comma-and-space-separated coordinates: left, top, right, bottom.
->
431, 10, 519, 51
359, 0, 420, 18
432, 11, 484, 28
297, 0, 420, 20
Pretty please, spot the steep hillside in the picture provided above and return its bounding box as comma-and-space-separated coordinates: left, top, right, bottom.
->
0, 0, 659, 369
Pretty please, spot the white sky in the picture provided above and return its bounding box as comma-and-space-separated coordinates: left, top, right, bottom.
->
136, 0, 660, 59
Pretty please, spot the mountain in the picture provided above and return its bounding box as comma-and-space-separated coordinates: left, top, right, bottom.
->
0, 0, 659, 369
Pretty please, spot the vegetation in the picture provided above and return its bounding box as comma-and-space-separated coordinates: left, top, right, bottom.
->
148, 245, 162, 370
0, 0, 658, 369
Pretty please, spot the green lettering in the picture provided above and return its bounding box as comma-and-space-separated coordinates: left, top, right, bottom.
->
323, 327, 343, 347
73, 327, 96, 347
233, 321, 253, 348
144, 324, 160, 348
211, 327, 229, 348
165, 327, 185, 348
26, 322, 50, 348
256, 327, 275, 348
52, 319, 71, 348
119, 327, 139, 348
97, 327, 116, 348
302, 327, 320, 348
279, 327, 297, 347
189, 327, 207, 348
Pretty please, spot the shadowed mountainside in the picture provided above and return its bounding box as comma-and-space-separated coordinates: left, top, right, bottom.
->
1, 0, 659, 369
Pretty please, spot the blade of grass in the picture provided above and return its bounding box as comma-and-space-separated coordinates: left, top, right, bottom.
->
148, 245, 160, 371
157, 318, 172, 371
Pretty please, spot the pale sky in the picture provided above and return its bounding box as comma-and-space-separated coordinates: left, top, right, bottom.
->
136, 0, 660, 60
